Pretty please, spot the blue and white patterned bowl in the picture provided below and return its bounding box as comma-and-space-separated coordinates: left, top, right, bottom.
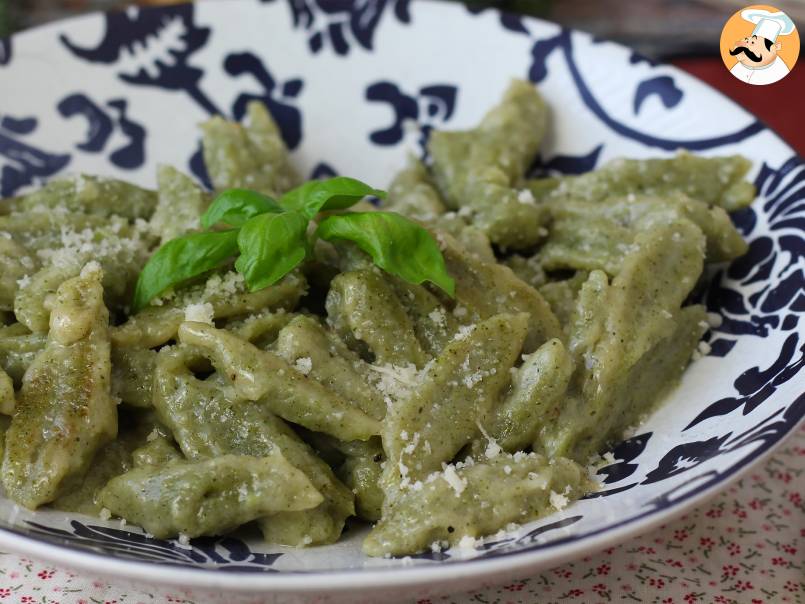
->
0, 1, 803, 601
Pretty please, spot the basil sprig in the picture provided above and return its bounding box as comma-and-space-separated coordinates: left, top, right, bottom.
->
132, 230, 239, 312
200, 189, 283, 229
132, 177, 455, 312
317, 212, 455, 296
234, 211, 309, 292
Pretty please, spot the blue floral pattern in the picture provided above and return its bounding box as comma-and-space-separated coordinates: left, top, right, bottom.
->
523, 28, 766, 151
61, 4, 220, 114
224, 52, 304, 150
0, 36, 11, 66
707, 158, 805, 349
632, 75, 683, 115
365, 81, 457, 152
23, 521, 281, 572
0, 0, 802, 579
0, 115, 70, 197
277, 0, 411, 55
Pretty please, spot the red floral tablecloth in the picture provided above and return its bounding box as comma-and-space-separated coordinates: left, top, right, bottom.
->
0, 424, 802, 604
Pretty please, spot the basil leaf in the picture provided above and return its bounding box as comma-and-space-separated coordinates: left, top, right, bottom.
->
280, 177, 387, 220
132, 229, 239, 312
201, 189, 282, 229
316, 212, 455, 296
235, 211, 309, 291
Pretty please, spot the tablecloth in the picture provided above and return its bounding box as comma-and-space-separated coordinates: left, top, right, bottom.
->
0, 423, 802, 604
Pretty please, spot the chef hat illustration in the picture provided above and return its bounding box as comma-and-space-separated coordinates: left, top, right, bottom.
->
741, 8, 796, 42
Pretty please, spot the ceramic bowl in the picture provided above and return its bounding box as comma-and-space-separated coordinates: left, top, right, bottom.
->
0, 1, 803, 602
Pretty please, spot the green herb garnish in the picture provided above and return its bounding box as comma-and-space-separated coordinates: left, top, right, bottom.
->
317, 212, 455, 297
132, 230, 239, 312
132, 177, 455, 312
200, 189, 283, 229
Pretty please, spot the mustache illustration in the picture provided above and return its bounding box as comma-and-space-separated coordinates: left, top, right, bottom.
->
730, 46, 763, 62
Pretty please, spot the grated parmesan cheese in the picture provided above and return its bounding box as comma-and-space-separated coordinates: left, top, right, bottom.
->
294, 357, 313, 375
476, 421, 502, 459
527, 471, 549, 489
80, 260, 102, 278
517, 189, 536, 205
203, 271, 245, 299
453, 324, 476, 342
441, 464, 467, 496
428, 307, 446, 327
36, 217, 151, 273
402, 432, 420, 456
457, 535, 478, 551
549, 490, 569, 511
368, 363, 419, 406
184, 302, 214, 324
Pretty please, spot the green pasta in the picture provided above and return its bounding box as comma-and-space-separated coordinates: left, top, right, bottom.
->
99, 451, 323, 539
335, 437, 386, 522
15, 175, 157, 220
0, 83, 755, 556
202, 101, 300, 196
275, 315, 387, 420
111, 269, 307, 348
440, 231, 562, 353
429, 80, 550, 248
176, 322, 381, 441
381, 313, 529, 500
364, 453, 591, 556
151, 346, 354, 545
0, 367, 14, 416
536, 193, 748, 274
0, 327, 46, 385
149, 165, 210, 243
525, 151, 755, 211
131, 430, 183, 468
0, 416, 10, 461
0, 237, 37, 312
538, 220, 707, 461
382, 155, 447, 221
326, 269, 428, 367
1, 265, 116, 509
111, 346, 157, 409
52, 412, 160, 515
484, 338, 573, 452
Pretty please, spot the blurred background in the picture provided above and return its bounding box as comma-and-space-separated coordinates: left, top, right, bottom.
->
1, 0, 802, 153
